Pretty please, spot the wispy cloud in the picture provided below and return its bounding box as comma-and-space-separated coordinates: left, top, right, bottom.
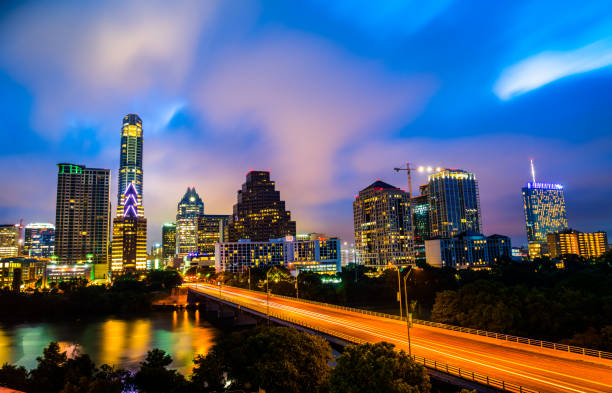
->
494, 39, 612, 100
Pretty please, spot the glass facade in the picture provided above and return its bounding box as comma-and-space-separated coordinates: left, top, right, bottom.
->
24, 223, 55, 258
522, 182, 568, 257
425, 232, 511, 268
353, 180, 413, 267
117, 114, 144, 217
0, 224, 19, 258
55, 164, 111, 265
111, 183, 147, 272
162, 223, 177, 262
228, 171, 296, 242
427, 169, 481, 238
547, 229, 607, 259
176, 188, 204, 256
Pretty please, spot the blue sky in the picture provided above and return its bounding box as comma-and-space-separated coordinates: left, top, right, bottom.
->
0, 0, 611, 246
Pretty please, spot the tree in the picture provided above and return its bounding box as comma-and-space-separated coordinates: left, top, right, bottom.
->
330, 342, 431, 393
28, 342, 68, 393
192, 327, 332, 393
133, 349, 189, 393
0, 364, 29, 391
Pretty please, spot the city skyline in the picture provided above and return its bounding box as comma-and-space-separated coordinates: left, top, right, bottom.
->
1, 1, 611, 246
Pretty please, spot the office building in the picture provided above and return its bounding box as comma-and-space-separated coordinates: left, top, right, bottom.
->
411, 185, 430, 257
425, 232, 511, 268
162, 223, 177, 263
353, 180, 413, 267
24, 223, 55, 258
341, 242, 356, 266
547, 229, 608, 259
215, 235, 341, 274
198, 215, 229, 254
0, 224, 19, 258
117, 114, 144, 217
0, 257, 47, 290
522, 160, 568, 259
55, 163, 111, 265
427, 169, 481, 238
111, 183, 147, 272
228, 171, 296, 242
176, 187, 204, 256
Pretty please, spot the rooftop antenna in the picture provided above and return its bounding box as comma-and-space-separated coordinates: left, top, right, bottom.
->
530, 159, 536, 183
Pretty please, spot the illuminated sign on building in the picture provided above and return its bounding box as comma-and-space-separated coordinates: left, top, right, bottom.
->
526, 182, 563, 190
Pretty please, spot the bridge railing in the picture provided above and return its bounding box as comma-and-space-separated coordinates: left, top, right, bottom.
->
266, 291, 612, 360
192, 284, 612, 360
266, 311, 538, 393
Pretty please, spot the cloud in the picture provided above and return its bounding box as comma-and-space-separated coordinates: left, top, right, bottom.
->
494, 39, 612, 100
0, 0, 218, 136
194, 32, 436, 210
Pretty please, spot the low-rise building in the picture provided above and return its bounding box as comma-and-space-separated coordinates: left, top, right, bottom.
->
547, 229, 608, 259
425, 231, 511, 269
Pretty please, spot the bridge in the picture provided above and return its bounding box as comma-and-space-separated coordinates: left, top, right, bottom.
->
188, 283, 612, 393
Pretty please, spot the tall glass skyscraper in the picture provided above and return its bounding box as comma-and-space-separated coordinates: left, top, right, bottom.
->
162, 222, 177, 262
353, 180, 413, 266
228, 171, 296, 242
427, 169, 481, 238
176, 187, 204, 256
523, 183, 568, 258
55, 163, 111, 264
117, 114, 144, 217
111, 183, 147, 272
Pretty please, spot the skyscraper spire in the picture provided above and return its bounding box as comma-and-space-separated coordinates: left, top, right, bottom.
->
117, 114, 144, 217
530, 158, 536, 183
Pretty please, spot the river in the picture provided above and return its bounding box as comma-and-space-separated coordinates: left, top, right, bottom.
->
0, 310, 220, 375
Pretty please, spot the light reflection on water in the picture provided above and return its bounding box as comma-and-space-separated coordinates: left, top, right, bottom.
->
0, 310, 219, 375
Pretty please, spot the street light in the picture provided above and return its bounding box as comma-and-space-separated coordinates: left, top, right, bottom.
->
388, 264, 403, 320
403, 267, 416, 357
265, 267, 276, 325
243, 265, 251, 291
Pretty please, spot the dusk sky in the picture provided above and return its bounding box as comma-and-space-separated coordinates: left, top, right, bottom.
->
1, 0, 611, 247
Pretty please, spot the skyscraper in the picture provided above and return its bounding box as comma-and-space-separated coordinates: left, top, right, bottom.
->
55, 163, 111, 265
111, 183, 147, 272
353, 180, 413, 266
197, 215, 229, 254
162, 222, 177, 263
427, 169, 481, 238
0, 224, 19, 258
228, 171, 296, 242
117, 114, 144, 217
522, 160, 568, 258
24, 223, 55, 258
176, 187, 204, 256
411, 184, 430, 257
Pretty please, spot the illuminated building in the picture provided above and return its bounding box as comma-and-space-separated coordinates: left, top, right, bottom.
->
425, 232, 511, 268
176, 187, 204, 257
411, 184, 430, 257
522, 160, 568, 259
24, 223, 55, 258
353, 180, 413, 267
148, 244, 163, 270
55, 163, 111, 265
45, 264, 93, 284
341, 242, 356, 266
228, 171, 296, 242
0, 257, 47, 290
215, 235, 341, 274
117, 114, 144, 217
111, 183, 147, 272
162, 223, 177, 263
547, 229, 608, 259
0, 224, 19, 258
427, 169, 481, 238
183, 214, 230, 268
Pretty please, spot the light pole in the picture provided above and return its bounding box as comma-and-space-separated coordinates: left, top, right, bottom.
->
295, 270, 299, 299
403, 267, 416, 357
388, 264, 403, 320
266, 267, 275, 325
243, 265, 251, 290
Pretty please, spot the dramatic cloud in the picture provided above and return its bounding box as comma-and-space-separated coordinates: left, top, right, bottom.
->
494, 39, 612, 100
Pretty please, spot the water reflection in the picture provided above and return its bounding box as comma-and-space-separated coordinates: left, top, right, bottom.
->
0, 311, 219, 375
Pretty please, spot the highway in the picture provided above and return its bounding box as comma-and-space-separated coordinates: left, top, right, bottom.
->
188, 283, 612, 393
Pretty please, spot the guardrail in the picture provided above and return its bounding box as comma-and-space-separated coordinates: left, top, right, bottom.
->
191, 284, 612, 360
264, 290, 612, 360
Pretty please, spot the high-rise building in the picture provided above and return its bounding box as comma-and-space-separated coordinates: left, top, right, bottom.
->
111, 183, 147, 272
427, 169, 481, 239
162, 223, 177, 263
547, 229, 607, 259
425, 232, 511, 268
117, 114, 144, 217
228, 171, 296, 242
24, 223, 55, 258
411, 184, 430, 258
522, 161, 568, 259
55, 163, 111, 265
353, 180, 413, 267
0, 224, 19, 258
176, 187, 204, 256
197, 215, 229, 254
